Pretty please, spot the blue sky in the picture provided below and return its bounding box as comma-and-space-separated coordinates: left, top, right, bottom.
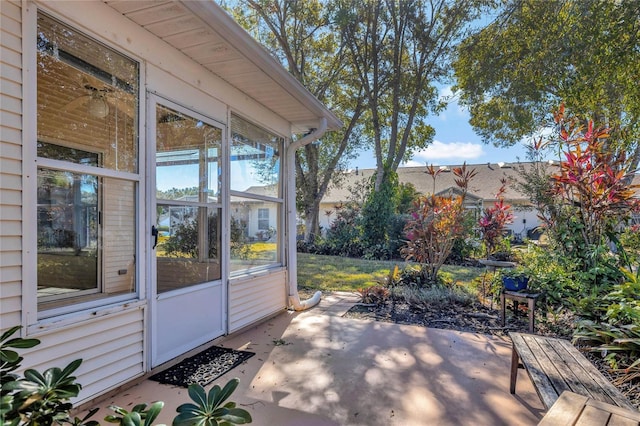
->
349, 86, 535, 170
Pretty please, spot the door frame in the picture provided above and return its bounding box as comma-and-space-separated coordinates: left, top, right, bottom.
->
146, 93, 228, 367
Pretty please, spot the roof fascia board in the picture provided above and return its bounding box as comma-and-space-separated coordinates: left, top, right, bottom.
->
180, 1, 342, 131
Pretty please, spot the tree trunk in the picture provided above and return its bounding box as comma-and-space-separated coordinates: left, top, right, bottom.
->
304, 202, 321, 244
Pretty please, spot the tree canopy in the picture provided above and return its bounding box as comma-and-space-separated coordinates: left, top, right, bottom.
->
228, 0, 366, 241
453, 0, 640, 168
336, 0, 486, 189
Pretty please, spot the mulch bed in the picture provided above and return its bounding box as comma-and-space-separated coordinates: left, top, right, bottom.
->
345, 300, 516, 335
342, 298, 640, 410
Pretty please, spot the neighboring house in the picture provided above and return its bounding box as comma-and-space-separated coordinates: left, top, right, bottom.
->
321, 163, 640, 238
321, 162, 555, 239
0, 0, 340, 404
234, 184, 279, 240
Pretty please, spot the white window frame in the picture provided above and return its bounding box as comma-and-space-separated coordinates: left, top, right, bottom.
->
150, 95, 226, 295
258, 208, 270, 230
22, 5, 146, 333
228, 113, 285, 276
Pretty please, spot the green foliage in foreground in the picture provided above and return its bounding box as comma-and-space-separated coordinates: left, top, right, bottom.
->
296, 253, 483, 292
1, 326, 251, 426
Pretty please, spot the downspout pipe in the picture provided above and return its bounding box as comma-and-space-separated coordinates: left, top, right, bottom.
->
287, 117, 327, 310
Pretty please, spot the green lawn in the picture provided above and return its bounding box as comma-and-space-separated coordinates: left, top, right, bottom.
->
296, 252, 485, 292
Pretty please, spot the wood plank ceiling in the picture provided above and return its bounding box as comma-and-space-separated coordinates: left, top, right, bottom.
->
104, 0, 341, 133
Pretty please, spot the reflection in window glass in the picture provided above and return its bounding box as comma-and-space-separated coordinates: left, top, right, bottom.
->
37, 169, 98, 299
229, 115, 283, 275
36, 12, 139, 311
156, 207, 221, 293
155, 104, 223, 293
156, 106, 222, 203
37, 170, 136, 309
258, 208, 269, 230
37, 12, 139, 173
37, 141, 100, 166
230, 197, 279, 272
230, 114, 282, 196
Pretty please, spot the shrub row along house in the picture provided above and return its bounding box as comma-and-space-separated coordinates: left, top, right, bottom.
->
320, 162, 640, 239
0, 0, 340, 404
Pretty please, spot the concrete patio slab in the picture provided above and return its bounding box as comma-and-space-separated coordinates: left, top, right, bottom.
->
80, 292, 544, 425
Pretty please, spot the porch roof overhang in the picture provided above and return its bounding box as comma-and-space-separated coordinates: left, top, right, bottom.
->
104, 0, 342, 135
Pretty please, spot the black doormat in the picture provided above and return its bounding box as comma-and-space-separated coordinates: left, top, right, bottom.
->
150, 346, 255, 388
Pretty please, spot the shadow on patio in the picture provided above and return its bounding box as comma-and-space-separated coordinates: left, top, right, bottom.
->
80, 292, 545, 425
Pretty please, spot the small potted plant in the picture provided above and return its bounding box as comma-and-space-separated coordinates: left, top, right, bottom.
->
501, 270, 529, 291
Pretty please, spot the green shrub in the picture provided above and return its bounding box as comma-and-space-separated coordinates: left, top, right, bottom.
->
322, 202, 364, 258
162, 215, 219, 259
386, 214, 410, 259
360, 169, 398, 248
509, 244, 579, 307
620, 225, 640, 266
397, 283, 476, 309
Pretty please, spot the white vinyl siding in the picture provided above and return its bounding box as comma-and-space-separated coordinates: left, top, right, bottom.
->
0, 0, 23, 330
2, 0, 309, 404
22, 308, 145, 404
12, 3, 146, 404
228, 269, 286, 333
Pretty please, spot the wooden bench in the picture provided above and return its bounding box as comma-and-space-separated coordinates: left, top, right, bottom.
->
539, 391, 640, 425
509, 332, 637, 412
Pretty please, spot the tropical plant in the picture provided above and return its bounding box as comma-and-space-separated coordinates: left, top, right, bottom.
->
173, 380, 251, 426
357, 286, 391, 305
516, 105, 639, 293
571, 230, 640, 378
401, 164, 477, 284
551, 105, 639, 253
478, 178, 514, 258
1, 327, 251, 426
0, 326, 94, 426
105, 403, 164, 426
573, 321, 640, 373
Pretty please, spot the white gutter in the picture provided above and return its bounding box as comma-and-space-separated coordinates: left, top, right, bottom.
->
286, 117, 327, 310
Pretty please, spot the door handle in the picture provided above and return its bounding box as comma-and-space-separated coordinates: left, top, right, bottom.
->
151, 225, 158, 249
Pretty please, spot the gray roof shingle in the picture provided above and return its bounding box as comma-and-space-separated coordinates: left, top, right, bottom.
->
323, 162, 640, 205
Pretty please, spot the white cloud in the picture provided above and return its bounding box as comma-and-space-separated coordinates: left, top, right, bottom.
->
404, 140, 485, 165
437, 86, 467, 120
439, 86, 454, 99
